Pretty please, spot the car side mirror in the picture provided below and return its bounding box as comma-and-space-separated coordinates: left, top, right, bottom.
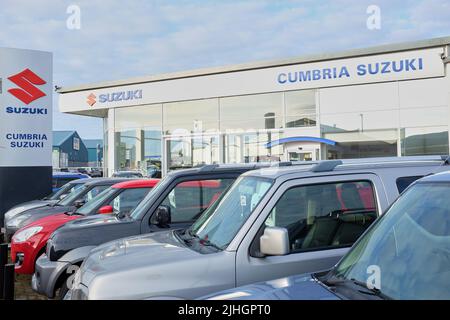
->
73, 199, 86, 208
260, 226, 289, 256
98, 205, 114, 214
155, 205, 171, 228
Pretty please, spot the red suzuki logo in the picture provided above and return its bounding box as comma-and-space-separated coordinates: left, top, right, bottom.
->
7, 68, 46, 105
87, 93, 96, 106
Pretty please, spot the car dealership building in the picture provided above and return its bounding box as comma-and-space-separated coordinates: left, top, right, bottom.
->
58, 37, 450, 176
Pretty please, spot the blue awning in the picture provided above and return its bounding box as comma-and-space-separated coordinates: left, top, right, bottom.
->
266, 136, 336, 148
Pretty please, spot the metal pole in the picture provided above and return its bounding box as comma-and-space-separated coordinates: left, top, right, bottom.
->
0, 243, 8, 299
3, 264, 14, 300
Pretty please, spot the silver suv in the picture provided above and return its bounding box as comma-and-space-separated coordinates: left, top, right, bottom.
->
68, 156, 450, 299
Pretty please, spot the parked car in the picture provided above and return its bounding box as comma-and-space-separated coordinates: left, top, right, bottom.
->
87, 167, 103, 178
2, 178, 89, 241
146, 165, 162, 178
75, 168, 89, 175
11, 179, 159, 282
67, 156, 450, 300
112, 171, 144, 178
52, 172, 90, 193
34, 163, 273, 299
204, 171, 450, 300
4, 178, 129, 240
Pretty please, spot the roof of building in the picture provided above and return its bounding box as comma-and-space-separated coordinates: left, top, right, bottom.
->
58, 36, 450, 93
53, 131, 77, 147
84, 139, 104, 149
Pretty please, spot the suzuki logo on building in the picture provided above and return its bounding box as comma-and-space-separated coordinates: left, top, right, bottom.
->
7, 68, 46, 104
87, 93, 96, 106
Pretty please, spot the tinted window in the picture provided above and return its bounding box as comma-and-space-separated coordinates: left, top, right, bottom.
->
265, 181, 377, 252
110, 188, 151, 216
160, 179, 234, 223
396, 176, 423, 193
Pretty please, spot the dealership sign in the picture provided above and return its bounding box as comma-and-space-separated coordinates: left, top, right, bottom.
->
59, 47, 444, 113
277, 57, 425, 84
86, 89, 143, 107
0, 48, 52, 167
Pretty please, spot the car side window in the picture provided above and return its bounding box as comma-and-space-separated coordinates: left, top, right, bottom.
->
109, 188, 150, 215
160, 179, 234, 223
265, 181, 377, 253
396, 176, 423, 193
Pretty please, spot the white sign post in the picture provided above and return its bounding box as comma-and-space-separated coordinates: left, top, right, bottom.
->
0, 47, 52, 228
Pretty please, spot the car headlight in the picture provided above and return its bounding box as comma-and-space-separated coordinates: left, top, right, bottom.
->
13, 226, 43, 243
4, 206, 26, 220
6, 214, 31, 228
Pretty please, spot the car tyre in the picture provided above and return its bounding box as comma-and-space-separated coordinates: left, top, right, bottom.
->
57, 280, 69, 300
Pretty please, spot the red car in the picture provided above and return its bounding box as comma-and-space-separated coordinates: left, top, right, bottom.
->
11, 179, 159, 274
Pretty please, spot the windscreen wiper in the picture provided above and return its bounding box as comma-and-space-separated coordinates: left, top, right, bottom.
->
198, 238, 223, 251
320, 274, 391, 300
349, 278, 392, 300
184, 229, 222, 251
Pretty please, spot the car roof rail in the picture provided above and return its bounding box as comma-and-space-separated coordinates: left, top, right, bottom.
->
198, 164, 219, 172
441, 155, 450, 165
194, 155, 450, 173
277, 161, 292, 167
310, 160, 343, 172
338, 155, 448, 164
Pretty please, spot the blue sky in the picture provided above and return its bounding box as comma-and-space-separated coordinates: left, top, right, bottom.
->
0, 0, 449, 139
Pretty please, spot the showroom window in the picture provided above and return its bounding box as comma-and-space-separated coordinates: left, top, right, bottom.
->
400, 127, 449, 156
219, 92, 283, 131
115, 104, 162, 129
265, 181, 377, 253
321, 110, 399, 159
285, 90, 317, 128
224, 131, 283, 163
166, 134, 220, 170
163, 98, 219, 135
115, 105, 163, 174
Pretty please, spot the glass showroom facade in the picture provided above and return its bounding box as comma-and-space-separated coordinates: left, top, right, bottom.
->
112, 81, 449, 175
113, 90, 316, 173
58, 37, 450, 176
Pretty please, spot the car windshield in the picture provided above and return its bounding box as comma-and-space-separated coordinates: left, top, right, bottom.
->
75, 187, 117, 215
331, 182, 450, 300
189, 176, 273, 250
57, 184, 88, 206
47, 182, 84, 200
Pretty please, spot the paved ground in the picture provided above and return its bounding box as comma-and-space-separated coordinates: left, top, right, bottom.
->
3, 248, 46, 300
15, 274, 46, 300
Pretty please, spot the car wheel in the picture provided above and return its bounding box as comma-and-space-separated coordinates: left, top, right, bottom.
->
57, 280, 69, 300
